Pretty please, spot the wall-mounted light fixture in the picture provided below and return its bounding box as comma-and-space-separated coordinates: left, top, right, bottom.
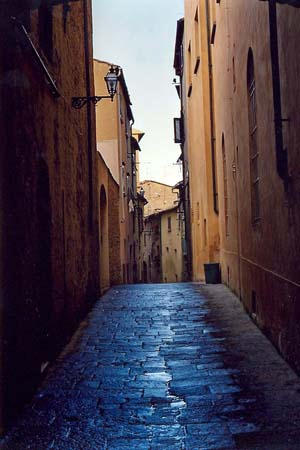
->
72, 65, 119, 109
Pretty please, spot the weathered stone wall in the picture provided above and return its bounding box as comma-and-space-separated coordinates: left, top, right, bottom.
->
0, 0, 99, 426
139, 181, 178, 217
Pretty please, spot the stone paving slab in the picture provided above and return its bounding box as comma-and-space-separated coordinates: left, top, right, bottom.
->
1, 283, 300, 449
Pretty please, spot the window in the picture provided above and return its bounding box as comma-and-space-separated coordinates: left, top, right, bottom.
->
194, 8, 200, 74
210, 1, 217, 44
38, 0, 53, 61
204, 219, 207, 247
174, 118, 183, 143
187, 42, 192, 97
119, 95, 124, 123
222, 135, 229, 236
232, 56, 236, 92
247, 49, 260, 223
167, 216, 172, 232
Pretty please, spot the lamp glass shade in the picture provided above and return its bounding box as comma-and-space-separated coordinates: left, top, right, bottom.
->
105, 67, 118, 97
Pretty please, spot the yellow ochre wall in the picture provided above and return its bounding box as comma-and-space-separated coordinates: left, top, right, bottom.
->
186, 0, 300, 371
184, 0, 220, 281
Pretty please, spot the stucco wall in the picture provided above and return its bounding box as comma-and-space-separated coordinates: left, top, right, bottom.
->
94, 60, 120, 184
94, 59, 136, 285
211, 0, 300, 370
184, 0, 220, 281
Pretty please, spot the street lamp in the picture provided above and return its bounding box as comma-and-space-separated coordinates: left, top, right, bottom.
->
72, 65, 120, 109
104, 66, 119, 98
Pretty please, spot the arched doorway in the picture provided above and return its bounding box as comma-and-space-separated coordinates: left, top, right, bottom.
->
99, 185, 109, 292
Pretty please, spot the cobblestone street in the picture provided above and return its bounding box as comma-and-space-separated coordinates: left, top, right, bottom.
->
2, 283, 300, 449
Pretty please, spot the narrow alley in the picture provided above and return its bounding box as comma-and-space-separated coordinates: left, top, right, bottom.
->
2, 283, 300, 450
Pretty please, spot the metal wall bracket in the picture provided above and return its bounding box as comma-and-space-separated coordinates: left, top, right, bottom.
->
71, 95, 112, 109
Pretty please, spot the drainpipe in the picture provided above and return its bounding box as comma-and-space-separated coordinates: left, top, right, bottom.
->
83, 0, 94, 229
205, 0, 219, 215
267, 0, 289, 184
130, 119, 135, 194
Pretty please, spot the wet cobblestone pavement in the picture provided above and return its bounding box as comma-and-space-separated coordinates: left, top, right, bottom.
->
2, 283, 300, 449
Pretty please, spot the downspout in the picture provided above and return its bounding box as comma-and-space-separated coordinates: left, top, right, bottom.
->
205, 0, 219, 214
129, 118, 136, 283
268, 0, 289, 184
83, 0, 94, 229
117, 88, 125, 222
130, 119, 135, 194
181, 122, 192, 279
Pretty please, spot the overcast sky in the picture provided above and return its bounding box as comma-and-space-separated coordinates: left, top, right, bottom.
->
92, 0, 184, 185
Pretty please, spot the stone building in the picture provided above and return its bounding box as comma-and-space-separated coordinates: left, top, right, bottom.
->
138, 180, 178, 217
0, 0, 99, 428
142, 205, 184, 284
94, 60, 146, 287
179, 0, 300, 370
141, 181, 185, 284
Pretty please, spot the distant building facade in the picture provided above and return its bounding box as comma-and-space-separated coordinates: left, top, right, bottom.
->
141, 181, 185, 283
143, 214, 162, 283
161, 206, 184, 283
139, 180, 178, 217
142, 205, 184, 284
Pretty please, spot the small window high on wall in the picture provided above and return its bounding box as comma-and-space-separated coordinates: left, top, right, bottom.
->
247, 49, 260, 223
194, 7, 200, 74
